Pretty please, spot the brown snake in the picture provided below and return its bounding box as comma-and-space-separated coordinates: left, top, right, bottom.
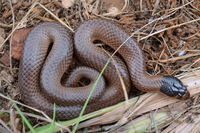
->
18, 19, 190, 120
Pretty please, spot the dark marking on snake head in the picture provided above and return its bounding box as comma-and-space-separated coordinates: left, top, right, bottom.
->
160, 76, 190, 100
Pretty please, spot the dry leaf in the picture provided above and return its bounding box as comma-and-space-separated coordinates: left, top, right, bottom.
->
0, 52, 10, 66
10, 27, 31, 60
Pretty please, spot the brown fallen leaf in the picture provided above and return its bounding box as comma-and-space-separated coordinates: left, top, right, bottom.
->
10, 27, 31, 60
0, 51, 10, 66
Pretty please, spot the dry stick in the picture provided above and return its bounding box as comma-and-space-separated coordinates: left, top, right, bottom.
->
102, 49, 129, 102
140, 0, 143, 11
154, 49, 165, 72
10, 109, 19, 133
159, 53, 200, 63
161, 35, 173, 58
122, 0, 129, 11
0, 23, 15, 28
183, 3, 200, 27
140, 17, 200, 41
138, 0, 192, 19
189, 0, 200, 12
154, 0, 194, 16
92, 0, 100, 14
38, 2, 74, 32
0, 119, 13, 133
152, 0, 160, 15
184, 31, 199, 40
169, 0, 194, 11
8, 0, 15, 73
177, 67, 200, 79
35, 16, 55, 22
142, 18, 158, 49
188, 58, 200, 69
0, 0, 38, 50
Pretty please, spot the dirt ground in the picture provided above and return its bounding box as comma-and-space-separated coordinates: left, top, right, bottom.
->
0, 0, 200, 133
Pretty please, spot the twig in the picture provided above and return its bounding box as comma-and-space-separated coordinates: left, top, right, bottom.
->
38, 2, 74, 32
159, 53, 200, 63
0, 23, 17, 28
140, 17, 200, 40
8, 0, 15, 73
0, 119, 13, 133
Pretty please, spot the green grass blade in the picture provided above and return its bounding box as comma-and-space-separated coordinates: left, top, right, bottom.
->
72, 59, 111, 133
32, 96, 137, 133
49, 104, 56, 133
13, 103, 36, 133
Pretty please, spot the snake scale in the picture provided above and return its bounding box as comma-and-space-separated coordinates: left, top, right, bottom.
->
18, 19, 190, 119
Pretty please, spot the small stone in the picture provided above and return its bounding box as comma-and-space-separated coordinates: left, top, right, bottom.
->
62, 0, 75, 9
102, 0, 125, 17
12, 0, 18, 4
107, 7, 120, 16
178, 50, 186, 56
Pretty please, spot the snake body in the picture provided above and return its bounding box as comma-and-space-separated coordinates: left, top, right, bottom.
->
18, 19, 189, 119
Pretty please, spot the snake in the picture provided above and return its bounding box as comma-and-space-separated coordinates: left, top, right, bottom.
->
18, 19, 190, 120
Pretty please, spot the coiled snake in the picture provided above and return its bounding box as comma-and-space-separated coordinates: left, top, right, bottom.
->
18, 19, 190, 119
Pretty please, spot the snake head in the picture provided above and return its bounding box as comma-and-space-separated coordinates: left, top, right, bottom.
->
160, 76, 190, 100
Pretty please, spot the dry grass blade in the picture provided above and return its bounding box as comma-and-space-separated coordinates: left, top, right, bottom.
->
159, 53, 200, 63
0, 23, 17, 28
0, 119, 13, 133
37, 2, 74, 32
78, 69, 200, 129
140, 17, 200, 41
103, 49, 129, 101
8, 0, 15, 72
163, 113, 200, 133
